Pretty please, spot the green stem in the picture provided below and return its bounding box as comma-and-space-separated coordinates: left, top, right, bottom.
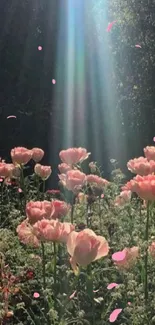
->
86, 264, 95, 325
144, 201, 150, 305
43, 180, 45, 194
20, 166, 27, 207
53, 242, 57, 290
70, 195, 75, 224
41, 242, 46, 290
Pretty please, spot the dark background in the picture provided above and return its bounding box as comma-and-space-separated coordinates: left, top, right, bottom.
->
0, 0, 155, 188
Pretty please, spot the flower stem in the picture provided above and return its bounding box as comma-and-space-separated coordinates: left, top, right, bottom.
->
144, 201, 150, 305
41, 242, 46, 290
86, 264, 95, 325
53, 242, 57, 290
70, 194, 75, 224
20, 166, 27, 207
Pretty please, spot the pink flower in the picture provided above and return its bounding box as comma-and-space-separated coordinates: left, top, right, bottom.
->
109, 308, 122, 323
122, 174, 155, 201
16, 221, 40, 247
114, 190, 131, 206
58, 163, 72, 174
127, 157, 155, 175
86, 174, 109, 188
59, 222, 75, 243
0, 163, 15, 178
59, 147, 90, 165
148, 242, 155, 258
11, 147, 32, 165
67, 229, 109, 271
52, 200, 70, 219
59, 170, 86, 193
34, 163, 52, 180
32, 148, 44, 162
33, 219, 74, 242
144, 146, 155, 161
112, 247, 139, 270
26, 201, 55, 224
33, 292, 40, 298
107, 283, 119, 290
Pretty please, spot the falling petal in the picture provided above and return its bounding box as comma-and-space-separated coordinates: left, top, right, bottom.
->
112, 251, 126, 262
106, 21, 117, 32
109, 308, 122, 322
93, 289, 100, 293
18, 188, 23, 193
128, 302, 131, 305
52, 79, 56, 84
0, 178, 3, 182
7, 115, 17, 119
33, 292, 40, 298
38, 46, 42, 51
107, 283, 119, 290
153, 137, 155, 142
69, 290, 77, 299
135, 44, 142, 48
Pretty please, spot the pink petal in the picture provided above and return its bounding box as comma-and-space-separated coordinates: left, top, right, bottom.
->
18, 188, 23, 193
112, 251, 126, 262
153, 137, 155, 142
93, 289, 100, 293
7, 115, 17, 119
69, 290, 77, 299
107, 283, 119, 290
128, 301, 131, 305
52, 79, 56, 84
106, 21, 117, 32
109, 308, 122, 322
33, 292, 40, 298
135, 44, 142, 48
38, 46, 42, 51
0, 178, 3, 182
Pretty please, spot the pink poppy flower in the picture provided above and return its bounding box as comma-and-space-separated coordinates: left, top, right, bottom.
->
58, 163, 72, 174
34, 163, 52, 180
112, 247, 139, 270
59, 147, 90, 165
114, 190, 131, 206
144, 146, 155, 161
32, 148, 44, 163
67, 229, 109, 271
16, 221, 40, 247
59, 170, 86, 193
26, 200, 55, 224
122, 174, 155, 201
52, 200, 70, 219
86, 174, 109, 188
11, 147, 32, 165
127, 157, 155, 176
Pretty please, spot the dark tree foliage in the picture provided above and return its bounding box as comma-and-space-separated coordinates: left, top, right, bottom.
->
107, 0, 155, 160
